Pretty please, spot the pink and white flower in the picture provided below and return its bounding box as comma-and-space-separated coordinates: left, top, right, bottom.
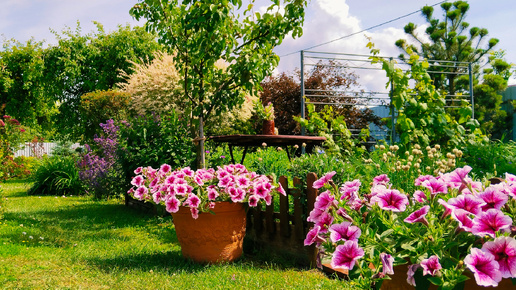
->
420, 255, 442, 276
481, 236, 516, 278
331, 240, 364, 271
464, 248, 502, 287
328, 222, 361, 243
471, 208, 513, 238
370, 189, 408, 212
313, 171, 336, 189
404, 205, 430, 226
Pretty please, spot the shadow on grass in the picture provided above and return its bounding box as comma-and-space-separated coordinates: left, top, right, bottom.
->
86, 250, 210, 274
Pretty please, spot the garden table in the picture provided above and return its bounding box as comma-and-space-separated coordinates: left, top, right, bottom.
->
209, 134, 326, 164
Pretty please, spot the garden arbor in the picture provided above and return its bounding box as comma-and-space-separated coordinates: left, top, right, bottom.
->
130, 0, 308, 169
299, 50, 475, 146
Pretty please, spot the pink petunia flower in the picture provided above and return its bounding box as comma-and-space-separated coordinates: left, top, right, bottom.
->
314, 211, 334, 231
413, 190, 427, 203
159, 164, 171, 174
307, 208, 325, 224
165, 196, 180, 213
444, 194, 485, 215
370, 189, 409, 212
131, 175, 145, 187
248, 195, 260, 207
230, 188, 246, 202
422, 178, 447, 195
471, 209, 513, 238
304, 225, 326, 246
451, 209, 475, 232
236, 176, 251, 188
407, 264, 421, 286
133, 167, 143, 174
420, 255, 442, 276
464, 248, 502, 287
134, 186, 148, 200
314, 190, 337, 211
328, 222, 361, 243
313, 171, 336, 189
190, 207, 199, 219
442, 165, 472, 188
404, 205, 430, 226
482, 236, 516, 278
218, 175, 233, 188
331, 240, 364, 271
373, 174, 390, 186
415, 175, 435, 186
277, 183, 286, 196
477, 187, 509, 211
380, 253, 394, 275
185, 193, 201, 208
207, 186, 219, 200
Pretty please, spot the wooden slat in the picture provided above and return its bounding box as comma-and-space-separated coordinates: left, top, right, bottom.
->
265, 195, 275, 234
279, 176, 290, 237
293, 177, 304, 240
253, 203, 262, 234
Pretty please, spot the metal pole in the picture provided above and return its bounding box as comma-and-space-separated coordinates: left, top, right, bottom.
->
300, 50, 305, 136
389, 57, 395, 144
468, 62, 475, 119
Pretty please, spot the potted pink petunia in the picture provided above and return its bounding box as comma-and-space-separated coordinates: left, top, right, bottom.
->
304, 166, 516, 289
129, 163, 285, 264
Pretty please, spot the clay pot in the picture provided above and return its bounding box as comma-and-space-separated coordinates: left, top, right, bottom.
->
262, 120, 275, 135
171, 202, 247, 264
380, 263, 515, 290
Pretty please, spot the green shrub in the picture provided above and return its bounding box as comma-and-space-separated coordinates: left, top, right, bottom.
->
459, 139, 516, 178
118, 111, 195, 186
11, 156, 39, 178
244, 146, 291, 178
27, 156, 84, 196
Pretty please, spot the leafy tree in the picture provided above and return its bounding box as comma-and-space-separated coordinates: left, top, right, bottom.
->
467, 51, 515, 139
130, 0, 307, 168
260, 61, 380, 135
395, 1, 498, 96
43, 23, 162, 140
0, 40, 56, 133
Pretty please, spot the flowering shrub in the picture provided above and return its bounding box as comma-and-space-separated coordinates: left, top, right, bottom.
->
77, 120, 122, 198
0, 115, 29, 180
305, 166, 516, 289
128, 164, 285, 219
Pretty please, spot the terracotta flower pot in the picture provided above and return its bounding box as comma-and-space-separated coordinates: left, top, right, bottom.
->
171, 202, 247, 264
380, 263, 515, 290
262, 120, 275, 135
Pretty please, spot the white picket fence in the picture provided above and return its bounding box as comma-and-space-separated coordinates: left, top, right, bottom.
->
13, 142, 81, 158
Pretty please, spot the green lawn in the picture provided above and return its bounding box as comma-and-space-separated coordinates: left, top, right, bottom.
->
0, 179, 349, 289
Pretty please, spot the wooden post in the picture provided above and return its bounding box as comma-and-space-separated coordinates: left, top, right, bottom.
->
279, 176, 290, 237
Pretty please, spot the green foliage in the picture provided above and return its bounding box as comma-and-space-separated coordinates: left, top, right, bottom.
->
458, 139, 516, 178
43, 23, 162, 140
244, 146, 290, 178
370, 44, 484, 150
79, 89, 131, 142
27, 156, 85, 196
0, 40, 57, 132
130, 0, 307, 167
118, 111, 195, 185
294, 101, 364, 156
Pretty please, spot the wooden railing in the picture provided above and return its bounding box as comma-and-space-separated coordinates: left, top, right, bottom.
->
244, 173, 319, 266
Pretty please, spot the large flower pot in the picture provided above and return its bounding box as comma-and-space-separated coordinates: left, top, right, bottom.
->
380, 263, 515, 290
171, 202, 247, 264
262, 120, 275, 135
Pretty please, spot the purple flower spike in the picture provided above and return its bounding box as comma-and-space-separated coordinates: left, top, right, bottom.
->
471, 208, 513, 238
328, 222, 361, 243
371, 189, 409, 212
380, 253, 394, 275
313, 171, 336, 189
482, 236, 516, 278
421, 255, 442, 276
331, 240, 364, 271
404, 205, 430, 226
464, 248, 501, 287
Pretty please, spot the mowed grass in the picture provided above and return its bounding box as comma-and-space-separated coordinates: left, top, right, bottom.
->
0, 179, 349, 289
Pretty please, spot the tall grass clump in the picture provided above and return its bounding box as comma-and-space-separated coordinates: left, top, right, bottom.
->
27, 155, 84, 196
460, 139, 516, 178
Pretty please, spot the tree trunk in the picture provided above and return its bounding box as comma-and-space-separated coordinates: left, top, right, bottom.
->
196, 115, 206, 169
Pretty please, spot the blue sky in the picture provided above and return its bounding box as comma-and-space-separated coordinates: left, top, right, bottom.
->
2, 0, 515, 89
